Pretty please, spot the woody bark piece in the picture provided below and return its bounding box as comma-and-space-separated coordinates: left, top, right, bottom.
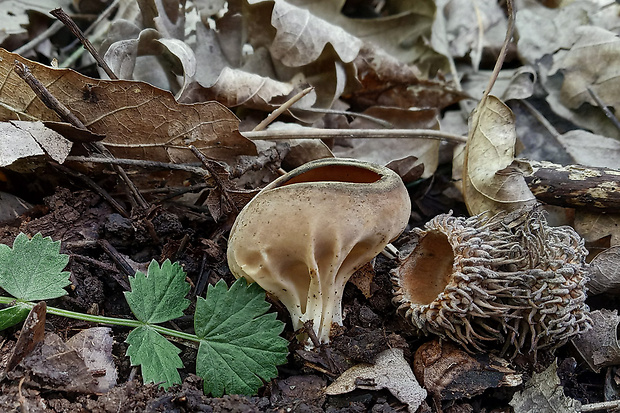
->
522, 160, 620, 210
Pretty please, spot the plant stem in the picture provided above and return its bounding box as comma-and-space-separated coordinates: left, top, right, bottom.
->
0, 297, 200, 343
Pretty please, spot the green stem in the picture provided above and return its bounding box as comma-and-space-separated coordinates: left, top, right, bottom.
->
0, 297, 200, 343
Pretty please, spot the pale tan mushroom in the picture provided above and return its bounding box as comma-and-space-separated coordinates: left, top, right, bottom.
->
227, 158, 411, 343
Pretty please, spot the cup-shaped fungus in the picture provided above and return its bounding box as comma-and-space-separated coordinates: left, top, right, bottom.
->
227, 158, 411, 343
392, 209, 592, 357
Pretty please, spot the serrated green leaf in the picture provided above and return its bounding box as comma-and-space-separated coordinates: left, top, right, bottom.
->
0, 233, 70, 301
126, 325, 183, 390
124, 259, 190, 324
0, 304, 30, 330
195, 278, 288, 396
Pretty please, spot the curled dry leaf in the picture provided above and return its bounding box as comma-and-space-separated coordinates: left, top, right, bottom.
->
551, 26, 620, 114
413, 339, 521, 403
556, 130, 620, 169
249, 0, 442, 70
66, 327, 117, 393
574, 212, 620, 246
332, 107, 440, 179
0, 49, 256, 163
325, 348, 427, 413
463, 95, 536, 215
0, 121, 72, 170
587, 246, 620, 295
571, 310, 620, 373
247, 0, 363, 67
509, 360, 581, 413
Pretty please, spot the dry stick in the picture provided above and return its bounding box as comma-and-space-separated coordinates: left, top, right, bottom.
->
51, 162, 130, 218
50, 8, 117, 79
586, 86, 620, 133
243, 128, 467, 143
97, 239, 133, 290
65, 155, 207, 175
519, 100, 563, 140
253, 87, 314, 131
13, 61, 149, 210
13, 21, 65, 56
581, 400, 620, 412
188, 145, 237, 213
291, 107, 393, 128
480, 0, 515, 103
522, 160, 620, 210
60, 0, 122, 68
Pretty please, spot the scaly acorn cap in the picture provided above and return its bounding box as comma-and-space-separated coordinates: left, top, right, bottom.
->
392, 208, 592, 358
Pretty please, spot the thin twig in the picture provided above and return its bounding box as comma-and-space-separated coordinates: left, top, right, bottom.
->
13, 21, 65, 56
519, 100, 561, 139
50, 162, 130, 218
66, 155, 208, 175
586, 86, 620, 133
243, 128, 467, 143
581, 399, 620, 412
292, 107, 394, 128
13, 61, 149, 210
97, 239, 134, 290
50, 8, 117, 79
60, 0, 122, 68
253, 87, 314, 131
480, 0, 515, 102
14, 61, 86, 127
188, 145, 237, 213
100, 128, 466, 149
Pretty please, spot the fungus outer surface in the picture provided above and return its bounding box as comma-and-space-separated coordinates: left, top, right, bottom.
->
227, 158, 411, 343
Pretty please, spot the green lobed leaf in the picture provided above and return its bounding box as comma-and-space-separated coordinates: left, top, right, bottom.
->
0, 304, 30, 330
124, 259, 190, 324
0, 233, 70, 301
195, 278, 288, 396
126, 325, 183, 390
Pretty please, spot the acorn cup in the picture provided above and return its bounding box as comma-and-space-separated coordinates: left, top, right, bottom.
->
227, 158, 411, 343
392, 208, 592, 358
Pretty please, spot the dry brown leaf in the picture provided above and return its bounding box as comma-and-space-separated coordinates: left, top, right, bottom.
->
463, 95, 536, 215
509, 360, 580, 413
587, 247, 620, 295
247, 0, 363, 67
189, 67, 295, 109
552, 26, 620, 114
326, 348, 427, 412
332, 107, 440, 179
0, 0, 72, 43
414, 339, 521, 403
515, 0, 597, 65
574, 211, 620, 245
0, 121, 72, 169
348, 44, 466, 111
0, 48, 256, 163
572, 309, 620, 372
557, 130, 620, 169
248, 0, 443, 71
66, 327, 117, 393
433, 0, 507, 70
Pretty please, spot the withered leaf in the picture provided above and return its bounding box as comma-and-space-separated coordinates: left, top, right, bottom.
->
0, 121, 72, 169
0, 48, 256, 163
510, 360, 580, 413
326, 348, 427, 412
463, 95, 536, 215
552, 26, 620, 114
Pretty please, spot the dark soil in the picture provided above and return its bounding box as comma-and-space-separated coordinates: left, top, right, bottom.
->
0, 171, 606, 412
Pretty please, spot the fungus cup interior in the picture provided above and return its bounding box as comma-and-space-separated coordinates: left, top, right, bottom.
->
399, 231, 454, 305
280, 164, 381, 186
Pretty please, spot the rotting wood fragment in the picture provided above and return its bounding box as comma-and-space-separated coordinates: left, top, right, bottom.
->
522, 160, 620, 210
